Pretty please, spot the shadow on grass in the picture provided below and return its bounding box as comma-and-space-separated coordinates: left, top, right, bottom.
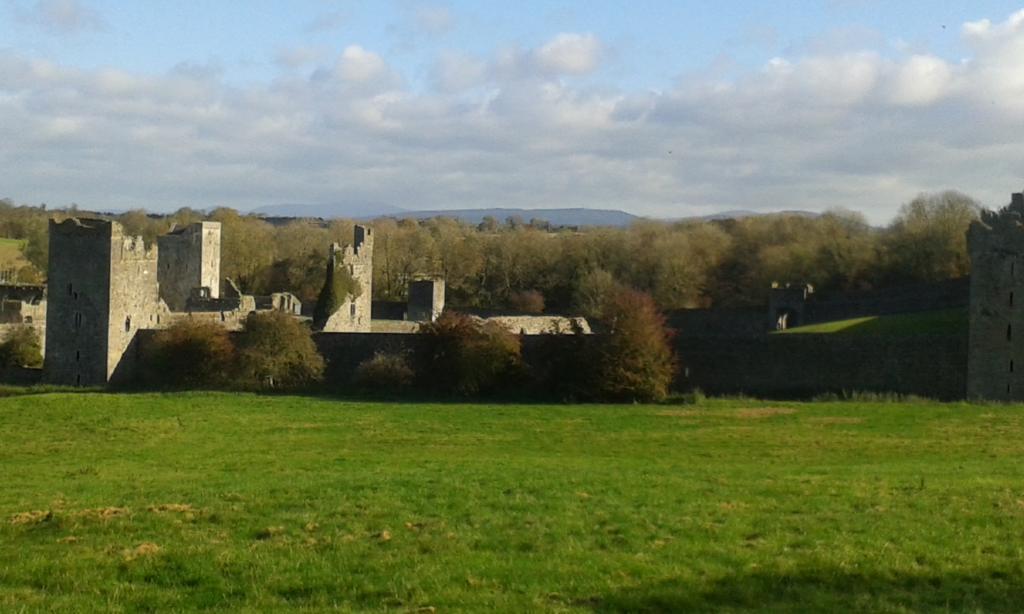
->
592, 567, 1022, 612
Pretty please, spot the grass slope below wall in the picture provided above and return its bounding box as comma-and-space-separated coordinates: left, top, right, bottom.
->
1, 392, 1023, 611
775, 307, 966, 335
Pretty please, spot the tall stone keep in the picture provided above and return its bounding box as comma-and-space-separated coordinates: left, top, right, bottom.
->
318, 225, 374, 332
408, 278, 445, 322
967, 190, 1024, 400
157, 221, 221, 311
45, 218, 166, 386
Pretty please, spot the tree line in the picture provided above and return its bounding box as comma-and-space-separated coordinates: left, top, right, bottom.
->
0, 190, 980, 314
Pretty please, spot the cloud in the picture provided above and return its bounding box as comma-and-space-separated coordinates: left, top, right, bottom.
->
335, 45, 393, 84
533, 33, 603, 74
3, 12, 1024, 223
414, 5, 454, 35
304, 10, 347, 34
275, 46, 324, 70
430, 51, 487, 92
12, 0, 103, 34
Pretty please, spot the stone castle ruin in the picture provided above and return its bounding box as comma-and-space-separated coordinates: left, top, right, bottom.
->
966, 191, 1024, 401
41, 218, 385, 386
36, 187, 1024, 401
315, 226, 374, 333
38, 217, 588, 388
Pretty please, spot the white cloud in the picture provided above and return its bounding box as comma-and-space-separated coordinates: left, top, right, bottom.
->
533, 33, 603, 75
5, 12, 1024, 222
431, 51, 487, 92
12, 0, 102, 34
275, 46, 323, 70
414, 5, 454, 35
888, 54, 953, 106
336, 45, 392, 84
304, 10, 347, 34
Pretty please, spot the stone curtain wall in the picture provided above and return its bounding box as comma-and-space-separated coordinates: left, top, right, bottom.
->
804, 277, 969, 325
666, 308, 768, 339
130, 328, 967, 400
675, 333, 967, 401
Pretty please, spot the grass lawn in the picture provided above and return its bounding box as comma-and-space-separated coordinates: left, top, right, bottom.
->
775, 307, 967, 336
0, 237, 28, 270
2, 393, 1024, 611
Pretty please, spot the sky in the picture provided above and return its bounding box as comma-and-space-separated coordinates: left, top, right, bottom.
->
2, 1, 1024, 223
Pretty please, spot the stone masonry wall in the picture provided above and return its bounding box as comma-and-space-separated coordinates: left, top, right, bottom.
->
44, 219, 114, 386
966, 192, 1024, 400
322, 225, 373, 333
675, 333, 967, 401
106, 226, 168, 384
157, 222, 221, 311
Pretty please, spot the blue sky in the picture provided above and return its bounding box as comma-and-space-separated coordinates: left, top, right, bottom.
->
2, 1, 1024, 221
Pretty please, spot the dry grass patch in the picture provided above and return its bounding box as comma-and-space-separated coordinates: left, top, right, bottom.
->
655, 409, 702, 417
807, 417, 865, 425
74, 507, 130, 520
147, 503, 196, 514
735, 407, 797, 419
122, 542, 161, 562
8, 510, 52, 525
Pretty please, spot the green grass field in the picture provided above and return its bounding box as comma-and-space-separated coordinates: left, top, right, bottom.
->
776, 307, 967, 335
3, 392, 1024, 611
0, 237, 28, 270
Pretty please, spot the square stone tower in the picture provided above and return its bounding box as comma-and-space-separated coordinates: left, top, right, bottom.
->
967, 191, 1024, 400
45, 218, 166, 386
408, 278, 445, 322
157, 221, 221, 312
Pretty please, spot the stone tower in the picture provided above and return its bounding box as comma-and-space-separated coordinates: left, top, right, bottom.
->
967, 191, 1024, 400
157, 221, 221, 312
318, 225, 373, 332
408, 278, 445, 322
45, 218, 167, 386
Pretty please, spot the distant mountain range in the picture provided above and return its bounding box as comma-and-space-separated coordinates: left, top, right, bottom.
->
249, 203, 818, 227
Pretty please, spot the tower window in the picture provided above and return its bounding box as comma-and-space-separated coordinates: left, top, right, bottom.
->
76, 350, 80, 362
350, 303, 357, 317
125, 316, 131, 332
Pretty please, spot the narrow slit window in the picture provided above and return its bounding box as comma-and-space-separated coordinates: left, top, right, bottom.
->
125, 316, 131, 332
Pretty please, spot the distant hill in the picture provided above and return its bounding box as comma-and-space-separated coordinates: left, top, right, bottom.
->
251, 203, 642, 227
250, 202, 404, 219
393, 208, 641, 227
250, 202, 819, 227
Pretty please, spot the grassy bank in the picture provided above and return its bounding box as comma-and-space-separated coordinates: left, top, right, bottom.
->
775, 307, 966, 335
2, 393, 1022, 611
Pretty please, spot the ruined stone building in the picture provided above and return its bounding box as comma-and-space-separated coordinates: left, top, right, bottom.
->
316, 226, 374, 333
407, 278, 445, 323
0, 282, 47, 351
967, 190, 1024, 400
39, 215, 594, 387
157, 221, 221, 311
43, 218, 310, 386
